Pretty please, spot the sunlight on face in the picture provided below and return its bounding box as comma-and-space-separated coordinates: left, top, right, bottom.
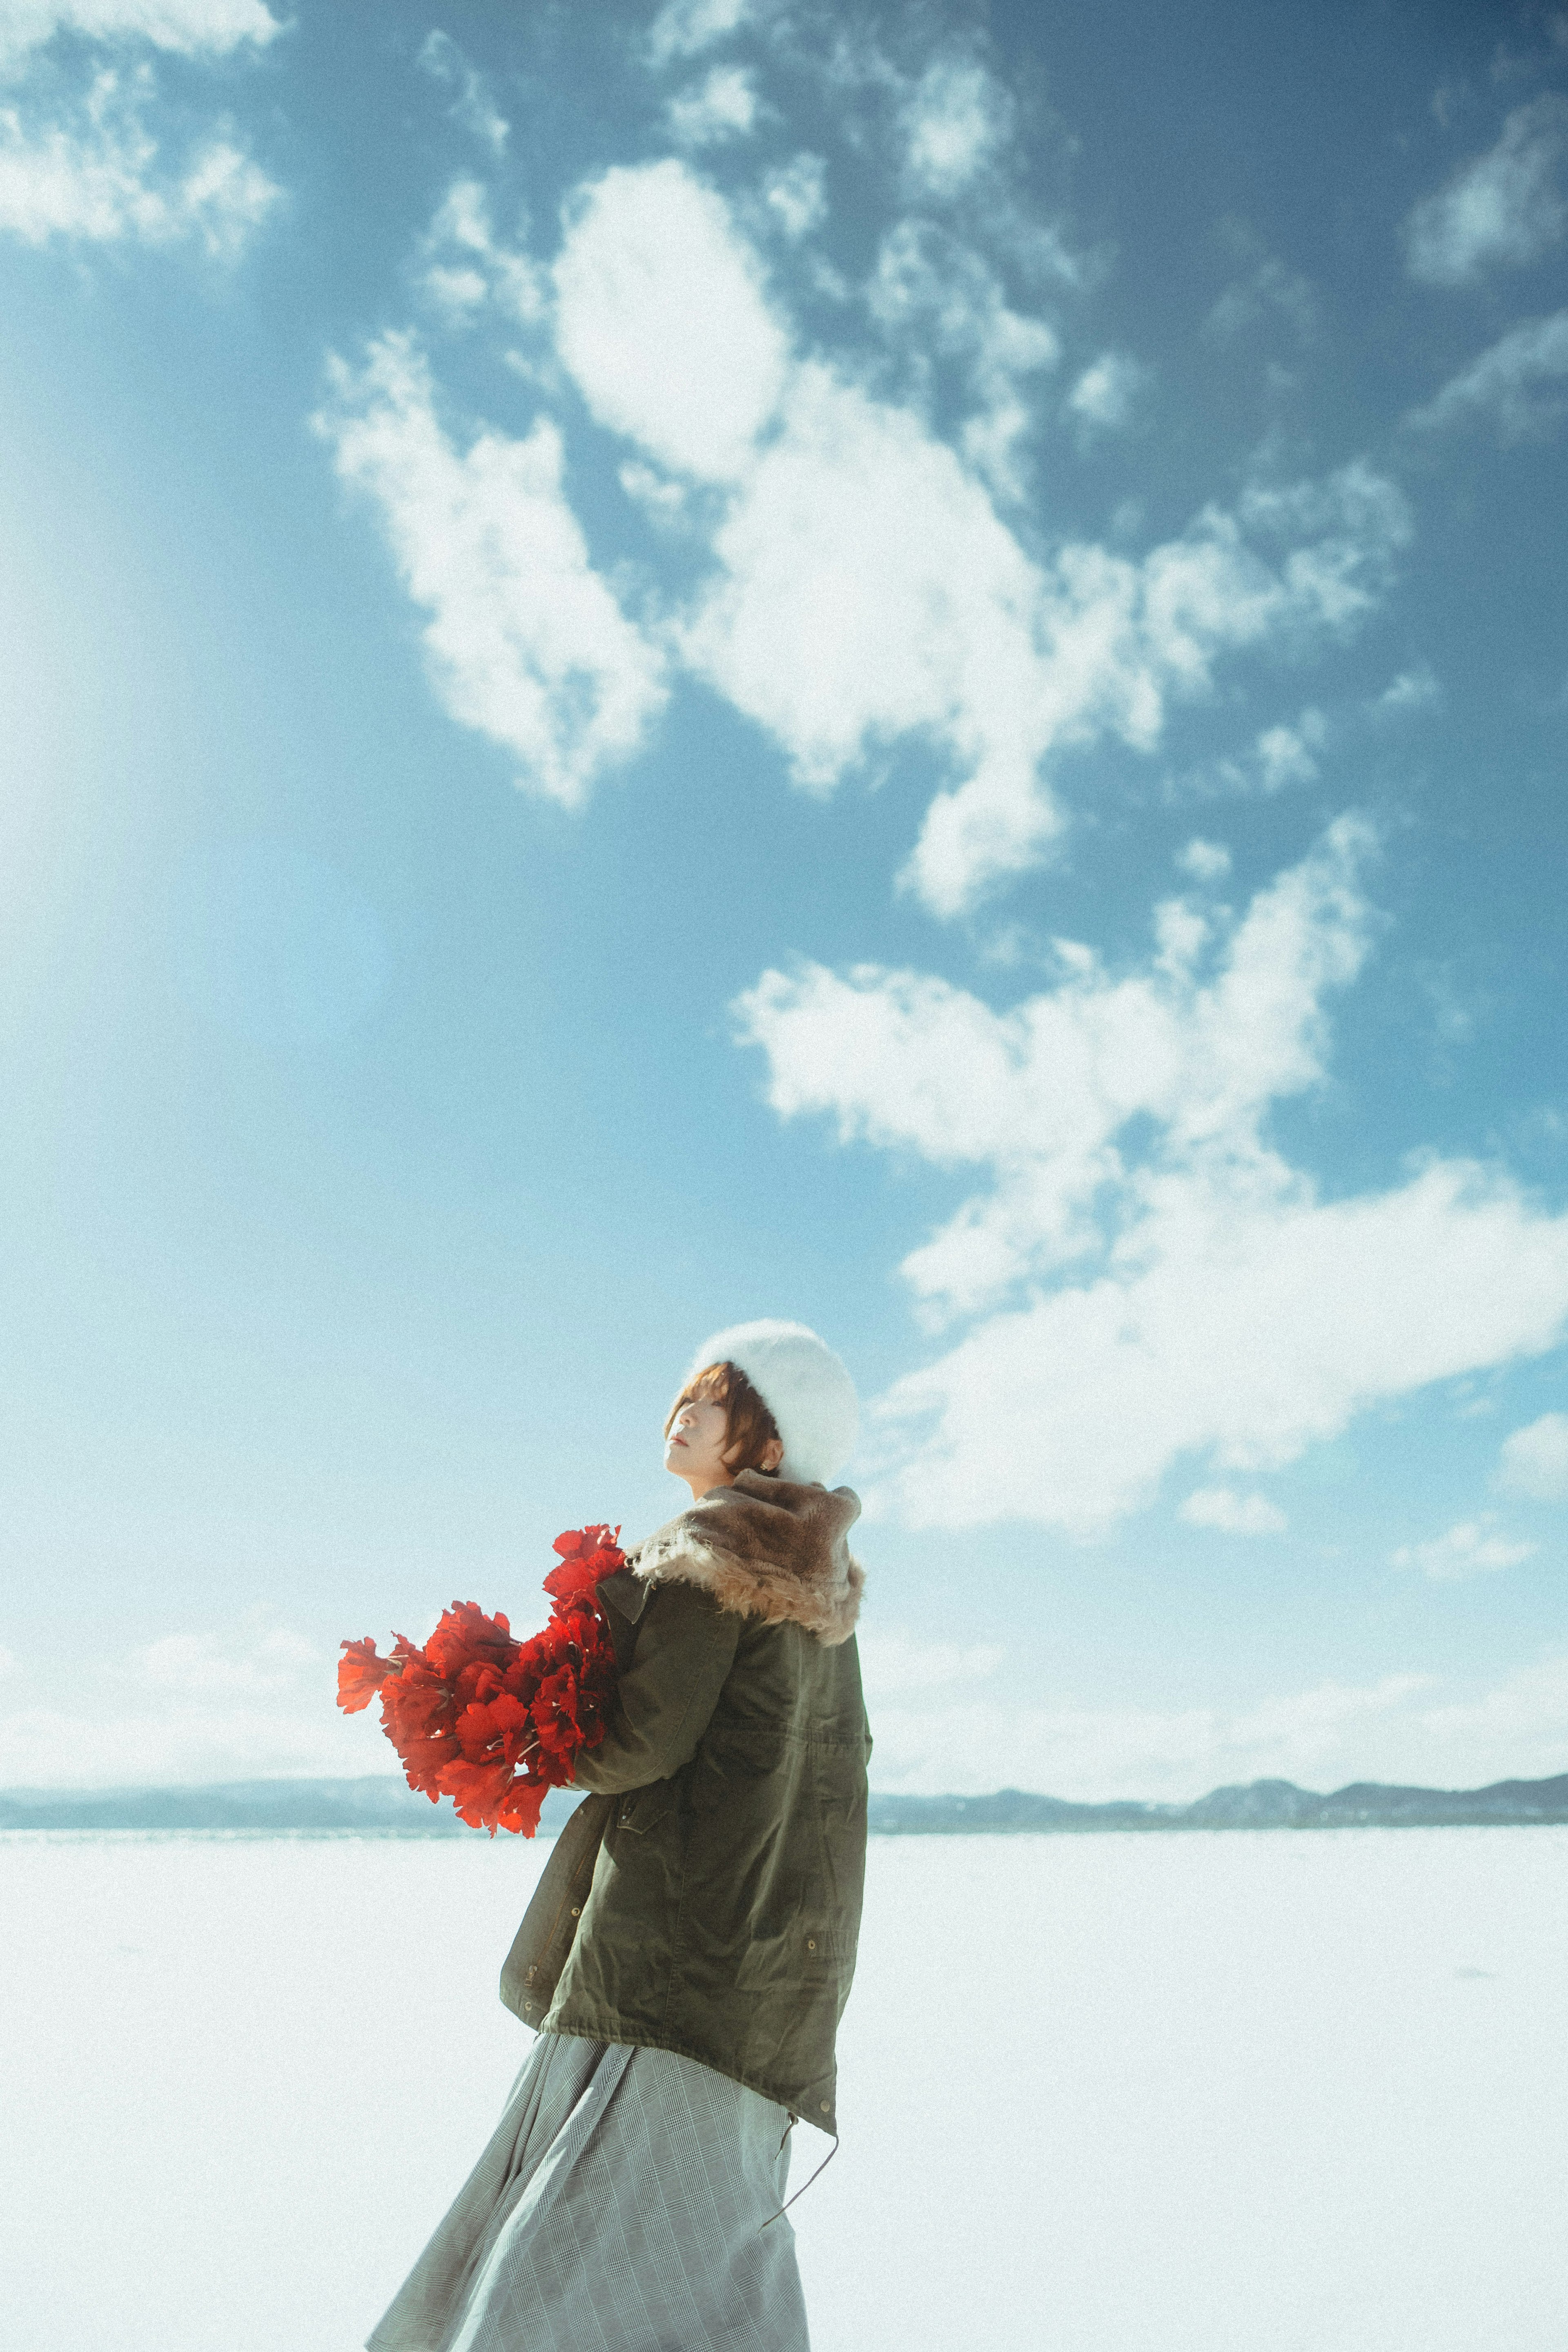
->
663, 1394, 736, 1499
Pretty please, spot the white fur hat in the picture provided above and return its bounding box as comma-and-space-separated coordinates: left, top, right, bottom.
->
687, 1319, 859, 1488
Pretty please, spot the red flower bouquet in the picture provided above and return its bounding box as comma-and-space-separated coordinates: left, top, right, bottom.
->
336, 1525, 625, 1836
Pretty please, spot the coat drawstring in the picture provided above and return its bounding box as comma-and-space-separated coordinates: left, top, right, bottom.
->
759, 2117, 839, 2231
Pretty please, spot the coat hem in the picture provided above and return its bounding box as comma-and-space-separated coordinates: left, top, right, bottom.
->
536, 2013, 835, 2136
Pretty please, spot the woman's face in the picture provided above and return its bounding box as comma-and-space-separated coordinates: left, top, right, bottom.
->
664, 1394, 735, 1499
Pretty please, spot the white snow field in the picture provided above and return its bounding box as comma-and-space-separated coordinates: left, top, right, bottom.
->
2, 1826, 1564, 2352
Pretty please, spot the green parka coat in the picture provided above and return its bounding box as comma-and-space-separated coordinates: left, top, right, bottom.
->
499, 1471, 871, 2134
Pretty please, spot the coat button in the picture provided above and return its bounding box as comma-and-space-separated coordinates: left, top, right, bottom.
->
819, 2100, 830, 2114
570, 1904, 581, 1917
806, 1938, 816, 1951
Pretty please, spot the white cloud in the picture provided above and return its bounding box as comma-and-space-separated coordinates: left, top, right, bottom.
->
1205, 252, 1319, 344
1414, 1651, 1568, 1783
679, 358, 1052, 812
0, 1610, 395, 1788
1177, 837, 1232, 883
413, 176, 541, 325
857, 1628, 1004, 1701
549, 161, 1406, 917
1178, 1486, 1287, 1535
1067, 350, 1147, 436
905, 463, 1402, 913
667, 63, 759, 146
0, 1697, 391, 1787
1230, 463, 1409, 629
9, 1633, 1564, 1802
553, 159, 788, 483
1404, 96, 1568, 286
870, 1647, 1568, 1802
0, 0, 278, 257
417, 29, 508, 157
805, 21, 1081, 283
870, 1664, 1515, 1803
868, 216, 1058, 499
744, 814, 1381, 1282
1254, 706, 1325, 792
618, 458, 688, 523
314, 332, 667, 808
1406, 309, 1568, 441
129, 1626, 319, 1695
899, 55, 1013, 198
342, 157, 1406, 909
1374, 664, 1441, 717
870, 1164, 1568, 1535
0, 60, 278, 253
1416, 964, 1478, 1049
1497, 1410, 1568, 1501
646, 0, 755, 69
0, 0, 278, 66
762, 151, 825, 241
678, 370, 1064, 888
737, 817, 1568, 1531
1392, 1517, 1538, 1583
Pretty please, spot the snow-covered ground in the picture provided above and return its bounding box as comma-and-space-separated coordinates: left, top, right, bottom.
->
3, 1826, 1563, 2351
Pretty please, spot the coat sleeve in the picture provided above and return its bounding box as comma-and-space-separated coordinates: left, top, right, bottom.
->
572, 1577, 741, 1796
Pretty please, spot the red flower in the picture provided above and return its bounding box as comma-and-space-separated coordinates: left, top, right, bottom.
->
532, 1666, 584, 1758
543, 1525, 625, 1615
335, 1524, 626, 1836
336, 1638, 391, 1715
442, 1756, 518, 1831
494, 1777, 549, 1838
381, 1659, 454, 1749
425, 1601, 516, 1680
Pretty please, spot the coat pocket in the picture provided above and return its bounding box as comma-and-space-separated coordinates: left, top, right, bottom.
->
499, 1793, 612, 2025
733, 1921, 843, 1993
612, 1779, 674, 1835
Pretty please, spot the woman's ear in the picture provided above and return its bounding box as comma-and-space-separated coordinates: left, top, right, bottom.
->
760, 1435, 784, 1473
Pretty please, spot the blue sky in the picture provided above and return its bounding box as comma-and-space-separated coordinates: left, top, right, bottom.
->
2, 0, 1566, 1802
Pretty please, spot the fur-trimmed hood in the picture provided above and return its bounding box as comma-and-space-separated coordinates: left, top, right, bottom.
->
630, 1470, 864, 1647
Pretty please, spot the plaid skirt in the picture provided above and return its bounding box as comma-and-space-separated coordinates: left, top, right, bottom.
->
366, 2031, 810, 2352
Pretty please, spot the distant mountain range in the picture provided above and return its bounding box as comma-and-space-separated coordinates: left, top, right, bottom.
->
0, 1777, 575, 1835
2, 1770, 1565, 1834
864, 1772, 1568, 1833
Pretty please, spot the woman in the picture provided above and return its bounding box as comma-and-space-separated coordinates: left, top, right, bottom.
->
369, 1319, 871, 2352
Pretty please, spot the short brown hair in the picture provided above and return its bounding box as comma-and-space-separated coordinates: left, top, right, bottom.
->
665, 1359, 782, 1476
